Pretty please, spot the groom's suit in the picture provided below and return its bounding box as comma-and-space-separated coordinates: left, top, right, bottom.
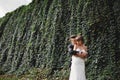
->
68, 44, 79, 67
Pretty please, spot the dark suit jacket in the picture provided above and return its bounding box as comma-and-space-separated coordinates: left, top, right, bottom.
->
68, 44, 78, 55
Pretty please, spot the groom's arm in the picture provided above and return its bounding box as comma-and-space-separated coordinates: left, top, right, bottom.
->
68, 44, 78, 55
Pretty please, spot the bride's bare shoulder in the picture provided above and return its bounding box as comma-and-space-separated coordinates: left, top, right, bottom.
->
83, 45, 88, 51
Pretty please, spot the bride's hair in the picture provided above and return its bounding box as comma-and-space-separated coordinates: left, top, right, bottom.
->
76, 35, 84, 43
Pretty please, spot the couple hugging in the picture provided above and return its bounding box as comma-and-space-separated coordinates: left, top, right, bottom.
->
68, 34, 88, 80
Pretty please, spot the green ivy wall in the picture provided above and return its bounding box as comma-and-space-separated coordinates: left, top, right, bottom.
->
0, 0, 120, 80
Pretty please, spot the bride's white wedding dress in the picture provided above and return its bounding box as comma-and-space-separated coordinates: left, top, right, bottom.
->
69, 48, 86, 80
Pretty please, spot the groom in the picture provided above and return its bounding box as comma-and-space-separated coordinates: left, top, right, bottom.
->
68, 35, 79, 67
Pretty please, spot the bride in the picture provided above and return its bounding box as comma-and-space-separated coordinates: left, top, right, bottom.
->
69, 35, 88, 80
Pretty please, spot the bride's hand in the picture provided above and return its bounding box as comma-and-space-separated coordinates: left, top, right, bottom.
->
77, 50, 88, 59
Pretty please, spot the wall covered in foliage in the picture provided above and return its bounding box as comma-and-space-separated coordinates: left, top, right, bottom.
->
0, 0, 120, 80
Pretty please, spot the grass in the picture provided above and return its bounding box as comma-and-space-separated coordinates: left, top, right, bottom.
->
0, 75, 18, 80
0, 68, 69, 80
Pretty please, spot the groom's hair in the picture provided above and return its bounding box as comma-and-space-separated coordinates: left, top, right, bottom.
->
67, 35, 77, 41
70, 35, 77, 39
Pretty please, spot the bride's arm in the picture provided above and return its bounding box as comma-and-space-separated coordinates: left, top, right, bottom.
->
73, 45, 79, 56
